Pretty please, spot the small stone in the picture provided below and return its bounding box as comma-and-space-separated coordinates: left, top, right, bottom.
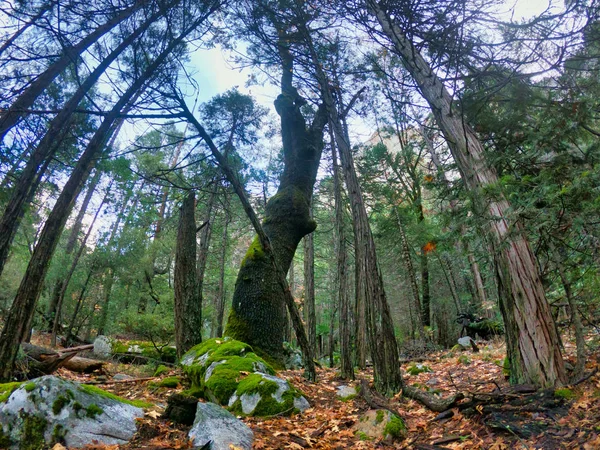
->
336, 385, 357, 399
352, 409, 406, 442
188, 402, 254, 450
458, 336, 473, 347
113, 373, 133, 381
293, 396, 310, 412
426, 378, 440, 386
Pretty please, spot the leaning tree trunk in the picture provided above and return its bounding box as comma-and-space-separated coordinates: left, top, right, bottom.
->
0, 1, 56, 58
331, 134, 354, 380
394, 207, 421, 337
47, 169, 102, 331
0, 3, 168, 281
174, 191, 202, 358
368, 2, 566, 387
304, 204, 317, 355
303, 33, 401, 392
0, 0, 149, 142
50, 180, 111, 346
222, 40, 327, 363
0, 15, 208, 379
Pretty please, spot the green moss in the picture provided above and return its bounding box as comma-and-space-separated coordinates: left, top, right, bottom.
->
182, 387, 204, 398
20, 413, 47, 450
406, 364, 432, 375
205, 366, 245, 404
72, 401, 83, 415
241, 236, 266, 267
0, 382, 23, 403
236, 373, 278, 397
0, 427, 12, 448
24, 383, 36, 393
339, 394, 356, 402
51, 424, 66, 445
554, 388, 576, 400
52, 395, 71, 415
458, 355, 471, 365
355, 431, 372, 441
79, 384, 152, 408
376, 410, 384, 424
384, 414, 406, 439
86, 403, 104, 419
112, 341, 128, 354
154, 365, 170, 377
159, 377, 181, 388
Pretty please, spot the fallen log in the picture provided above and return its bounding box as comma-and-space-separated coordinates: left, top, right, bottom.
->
61, 356, 105, 373
20, 343, 77, 376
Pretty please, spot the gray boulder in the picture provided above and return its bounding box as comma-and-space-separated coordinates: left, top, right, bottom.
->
0, 375, 145, 449
336, 385, 357, 400
93, 335, 112, 357
188, 402, 254, 450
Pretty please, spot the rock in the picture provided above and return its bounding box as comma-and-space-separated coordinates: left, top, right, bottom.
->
112, 373, 133, 381
163, 393, 198, 425
336, 385, 357, 400
426, 378, 440, 386
181, 338, 309, 417
457, 336, 473, 347
188, 402, 253, 450
93, 336, 112, 357
353, 409, 407, 442
228, 372, 310, 416
0, 375, 145, 449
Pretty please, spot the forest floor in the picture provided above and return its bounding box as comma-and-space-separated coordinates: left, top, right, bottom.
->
33, 333, 600, 450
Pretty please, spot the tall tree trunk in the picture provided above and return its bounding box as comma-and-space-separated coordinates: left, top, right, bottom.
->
214, 202, 230, 338
47, 169, 102, 331
299, 23, 401, 392
65, 266, 95, 341
304, 204, 316, 355
196, 185, 216, 319
180, 93, 319, 380
0, 14, 207, 378
369, 3, 566, 387
0, 0, 149, 142
50, 180, 111, 346
174, 191, 202, 358
394, 207, 421, 337
551, 247, 585, 380
222, 40, 327, 363
0, 3, 168, 281
332, 135, 353, 380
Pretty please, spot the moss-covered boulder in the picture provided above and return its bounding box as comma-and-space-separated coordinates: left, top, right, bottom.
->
181, 338, 309, 416
0, 375, 147, 449
352, 409, 407, 443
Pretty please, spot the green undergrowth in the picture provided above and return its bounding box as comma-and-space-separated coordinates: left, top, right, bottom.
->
158, 377, 180, 388
79, 384, 152, 408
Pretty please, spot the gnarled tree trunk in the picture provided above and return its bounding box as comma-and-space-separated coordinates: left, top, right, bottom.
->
368, 1, 566, 387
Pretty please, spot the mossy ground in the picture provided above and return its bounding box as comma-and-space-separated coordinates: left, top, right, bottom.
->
158, 377, 180, 388
79, 384, 152, 408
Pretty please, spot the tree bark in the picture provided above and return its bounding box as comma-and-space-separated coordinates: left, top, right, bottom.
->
50, 179, 111, 346
214, 202, 230, 338
304, 204, 317, 355
331, 134, 354, 380
174, 191, 202, 358
180, 94, 319, 380
47, 169, 101, 331
368, 2, 566, 387
394, 207, 421, 337
222, 40, 327, 363
65, 266, 95, 342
